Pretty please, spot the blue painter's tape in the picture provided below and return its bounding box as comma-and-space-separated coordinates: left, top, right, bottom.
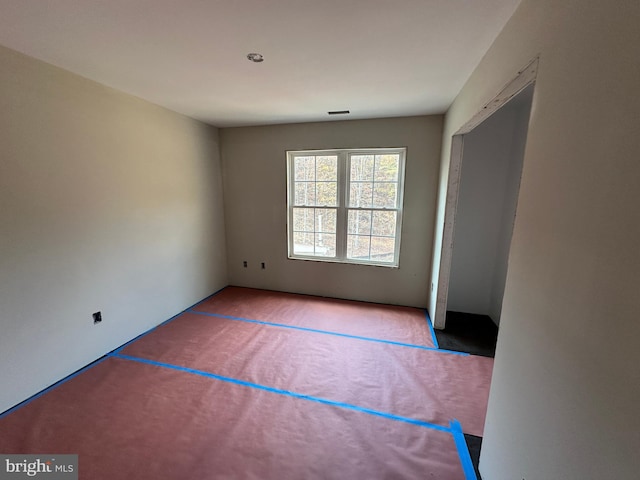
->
450, 419, 478, 480
0, 356, 109, 419
111, 313, 181, 354
188, 309, 467, 356
424, 309, 440, 349
111, 286, 230, 355
110, 352, 453, 434
188, 285, 228, 310
0, 288, 229, 418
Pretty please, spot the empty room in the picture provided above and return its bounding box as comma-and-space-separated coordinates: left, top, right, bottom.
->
0, 1, 638, 479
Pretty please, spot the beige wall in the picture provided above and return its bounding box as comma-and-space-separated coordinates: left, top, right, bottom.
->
0, 45, 228, 413
220, 116, 442, 307
431, 0, 640, 478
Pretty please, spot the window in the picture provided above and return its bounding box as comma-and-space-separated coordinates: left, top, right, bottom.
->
286, 148, 406, 267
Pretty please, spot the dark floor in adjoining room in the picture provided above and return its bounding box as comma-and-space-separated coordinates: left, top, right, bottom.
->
435, 311, 498, 358
464, 434, 483, 480
436, 311, 498, 479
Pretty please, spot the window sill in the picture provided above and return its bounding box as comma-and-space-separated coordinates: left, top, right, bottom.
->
287, 255, 399, 269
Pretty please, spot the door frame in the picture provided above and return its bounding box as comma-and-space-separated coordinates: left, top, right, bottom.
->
433, 57, 539, 329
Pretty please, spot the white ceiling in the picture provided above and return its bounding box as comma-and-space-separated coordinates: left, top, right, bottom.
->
0, 0, 522, 127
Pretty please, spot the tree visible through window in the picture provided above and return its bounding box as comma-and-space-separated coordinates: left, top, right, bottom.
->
287, 148, 406, 267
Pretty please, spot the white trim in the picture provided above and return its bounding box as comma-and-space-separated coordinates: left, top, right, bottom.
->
435, 135, 465, 329
286, 147, 406, 267
456, 57, 539, 136
336, 151, 348, 259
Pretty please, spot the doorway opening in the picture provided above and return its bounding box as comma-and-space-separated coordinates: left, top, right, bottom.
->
434, 59, 538, 354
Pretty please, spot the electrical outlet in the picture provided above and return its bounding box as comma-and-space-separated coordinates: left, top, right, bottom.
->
92, 311, 102, 324
243, 261, 248, 268
261, 262, 266, 269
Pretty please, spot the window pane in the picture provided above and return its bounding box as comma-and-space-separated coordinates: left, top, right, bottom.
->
294, 156, 315, 181
316, 182, 337, 206
347, 234, 371, 260
289, 148, 404, 266
370, 236, 396, 262
292, 208, 336, 257
293, 232, 314, 255
348, 210, 372, 235
316, 209, 337, 233
374, 154, 399, 181
372, 211, 397, 237
373, 182, 397, 208
349, 181, 373, 208
315, 233, 336, 257
316, 156, 337, 181
295, 182, 316, 206
292, 208, 315, 232
350, 155, 374, 181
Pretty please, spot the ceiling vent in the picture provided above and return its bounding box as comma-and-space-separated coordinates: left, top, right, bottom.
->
246, 53, 264, 63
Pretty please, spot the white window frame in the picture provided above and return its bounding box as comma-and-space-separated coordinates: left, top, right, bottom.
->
286, 147, 406, 267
